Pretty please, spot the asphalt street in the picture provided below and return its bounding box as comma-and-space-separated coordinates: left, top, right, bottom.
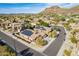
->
0, 31, 44, 56
43, 26, 66, 56
0, 26, 66, 56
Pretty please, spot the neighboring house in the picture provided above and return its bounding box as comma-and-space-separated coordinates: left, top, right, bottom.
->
0, 19, 4, 27
1, 20, 11, 29
70, 23, 79, 30
59, 21, 67, 25
11, 23, 22, 33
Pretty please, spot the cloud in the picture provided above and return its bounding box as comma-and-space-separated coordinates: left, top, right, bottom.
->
60, 3, 79, 8
47, 3, 79, 8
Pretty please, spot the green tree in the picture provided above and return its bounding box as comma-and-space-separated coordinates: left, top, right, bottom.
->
38, 20, 49, 27
68, 19, 76, 23
22, 20, 33, 30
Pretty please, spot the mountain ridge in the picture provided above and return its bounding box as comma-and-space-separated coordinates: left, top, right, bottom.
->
40, 5, 79, 15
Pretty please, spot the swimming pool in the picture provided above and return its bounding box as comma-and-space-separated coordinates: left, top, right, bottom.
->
21, 29, 33, 36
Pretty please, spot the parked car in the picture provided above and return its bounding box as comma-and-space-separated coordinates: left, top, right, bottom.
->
20, 48, 30, 55
25, 52, 33, 56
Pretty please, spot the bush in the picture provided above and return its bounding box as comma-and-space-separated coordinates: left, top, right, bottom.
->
70, 36, 77, 44
0, 45, 16, 56
64, 49, 72, 56
48, 30, 57, 38
35, 37, 48, 46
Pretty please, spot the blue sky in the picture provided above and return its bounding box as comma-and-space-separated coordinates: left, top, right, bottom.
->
0, 3, 79, 14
